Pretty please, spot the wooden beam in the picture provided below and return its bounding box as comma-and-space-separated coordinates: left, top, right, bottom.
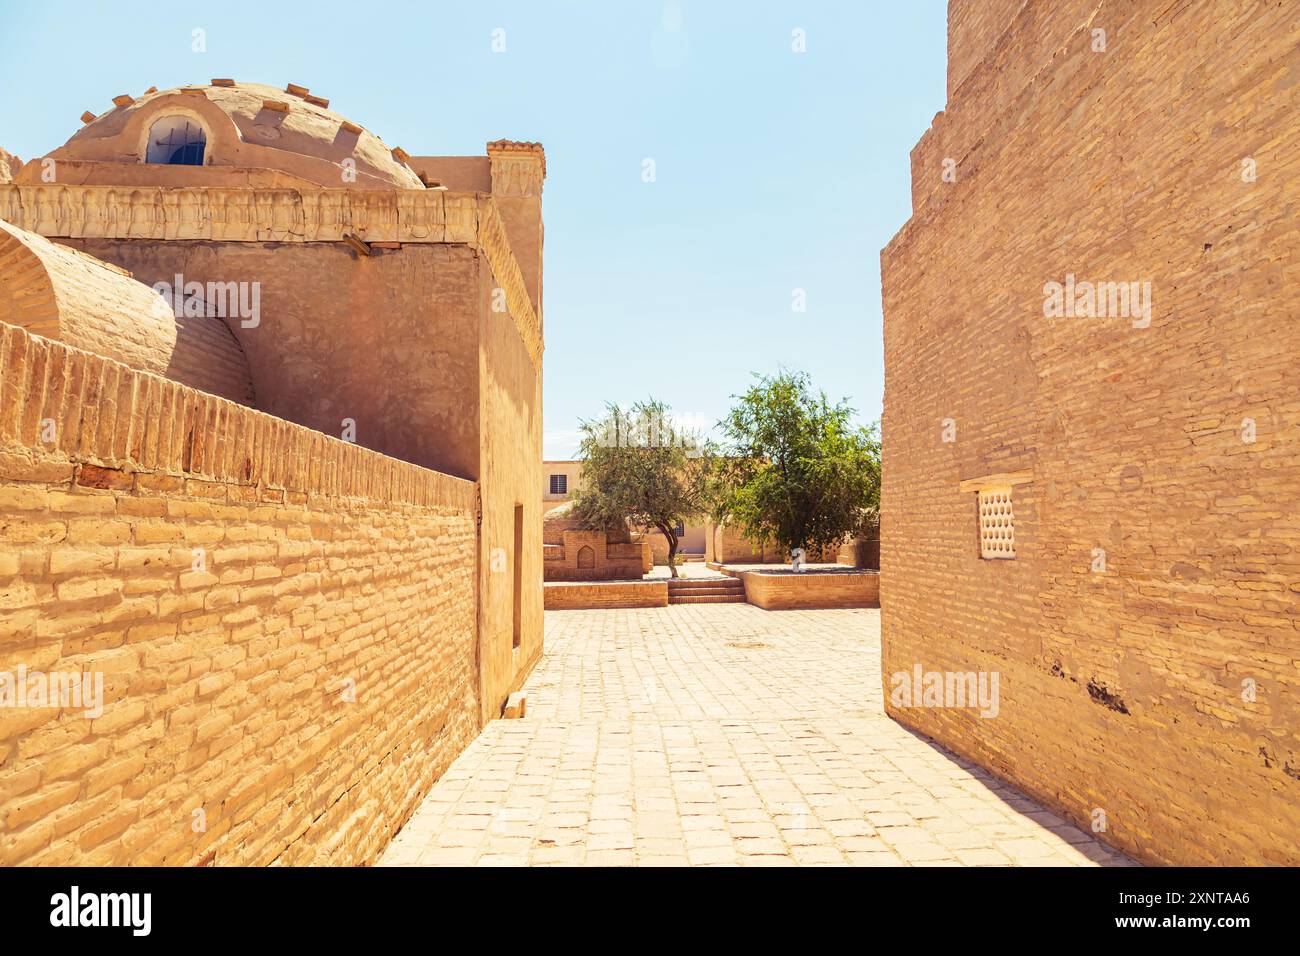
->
959, 470, 1034, 494
342, 233, 371, 257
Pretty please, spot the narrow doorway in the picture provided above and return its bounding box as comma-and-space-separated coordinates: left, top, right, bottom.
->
512, 504, 523, 649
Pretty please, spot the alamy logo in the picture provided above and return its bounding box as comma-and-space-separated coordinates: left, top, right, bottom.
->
1042, 274, 1151, 328
0, 666, 103, 718
593, 409, 704, 458
50, 886, 151, 936
152, 274, 261, 328
889, 663, 1000, 718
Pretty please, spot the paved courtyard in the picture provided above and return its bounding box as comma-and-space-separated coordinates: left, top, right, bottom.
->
380, 605, 1133, 866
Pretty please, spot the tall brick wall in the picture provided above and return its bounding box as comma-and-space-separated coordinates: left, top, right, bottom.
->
0, 320, 480, 865
881, 0, 1300, 865
945, 0, 1027, 97
917, 0, 1100, 211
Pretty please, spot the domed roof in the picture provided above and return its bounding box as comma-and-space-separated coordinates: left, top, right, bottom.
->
40, 82, 424, 190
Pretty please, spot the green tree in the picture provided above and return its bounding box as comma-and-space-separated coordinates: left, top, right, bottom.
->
712, 371, 880, 563
572, 399, 714, 578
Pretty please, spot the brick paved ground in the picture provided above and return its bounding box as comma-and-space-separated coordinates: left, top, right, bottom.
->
379, 606, 1134, 866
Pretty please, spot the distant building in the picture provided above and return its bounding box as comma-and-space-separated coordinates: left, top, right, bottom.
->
543, 458, 705, 559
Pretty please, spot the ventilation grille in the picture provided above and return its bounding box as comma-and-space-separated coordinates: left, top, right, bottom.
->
978, 487, 1015, 559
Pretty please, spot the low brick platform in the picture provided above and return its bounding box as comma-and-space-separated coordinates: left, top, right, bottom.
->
732, 568, 880, 610
544, 580, 667, 610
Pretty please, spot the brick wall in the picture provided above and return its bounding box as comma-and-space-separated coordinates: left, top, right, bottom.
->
741, 570, 879, 611
543, 530, 648, 582
543, 581, 668, 610
61, 239, 483, 481
881, 0, 1300, 865
476, 250, 545, 723
916, 0, 1099, 212
706, 521, 780, 564
0, 320, 480, 865
705, 521, 837, 565
945, 0, 1026, 97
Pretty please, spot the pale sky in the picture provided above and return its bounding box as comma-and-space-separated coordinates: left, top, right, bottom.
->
0, 0, 948, 458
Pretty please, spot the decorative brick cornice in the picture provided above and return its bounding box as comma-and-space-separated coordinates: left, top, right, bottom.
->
0, 183, 542, 369
486, 139, 546, 180
0, 183, 478, 244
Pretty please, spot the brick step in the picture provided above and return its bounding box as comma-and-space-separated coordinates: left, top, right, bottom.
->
668, 593, 747, 604
669, 588, 742, 598
667, 578, 742, 590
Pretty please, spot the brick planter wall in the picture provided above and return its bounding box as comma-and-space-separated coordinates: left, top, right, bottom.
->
544, 580, 668, 610
740, 570, 880, 611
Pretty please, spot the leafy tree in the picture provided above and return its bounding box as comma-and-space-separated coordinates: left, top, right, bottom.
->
572, 399, 714, 578
712, 371, 880, 564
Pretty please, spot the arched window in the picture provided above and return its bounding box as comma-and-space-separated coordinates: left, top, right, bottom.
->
146, 116, 207, 165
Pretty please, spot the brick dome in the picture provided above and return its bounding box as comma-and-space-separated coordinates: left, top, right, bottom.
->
36, 82, 424, 190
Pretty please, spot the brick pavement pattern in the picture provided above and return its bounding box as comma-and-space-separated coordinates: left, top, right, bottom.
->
380, 606, 1134, 866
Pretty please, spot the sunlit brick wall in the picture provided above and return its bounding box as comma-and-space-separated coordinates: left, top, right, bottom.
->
945, 0, 1027, 97
0, 321, 479, 865
881, 0, 1300, 865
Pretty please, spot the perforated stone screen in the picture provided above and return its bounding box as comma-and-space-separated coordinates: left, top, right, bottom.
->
978, 486, 1015, 559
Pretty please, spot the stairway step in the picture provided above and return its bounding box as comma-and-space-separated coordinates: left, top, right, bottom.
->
668, 594, 746, 604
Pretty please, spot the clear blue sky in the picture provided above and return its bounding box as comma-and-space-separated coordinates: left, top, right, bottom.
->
0, 0, 947, 459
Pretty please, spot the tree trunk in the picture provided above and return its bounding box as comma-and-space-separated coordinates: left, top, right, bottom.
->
659, 523, 679, 578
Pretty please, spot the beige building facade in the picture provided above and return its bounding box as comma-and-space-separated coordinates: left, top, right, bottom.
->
543, 458, 707, 560
0, 80, 546, 864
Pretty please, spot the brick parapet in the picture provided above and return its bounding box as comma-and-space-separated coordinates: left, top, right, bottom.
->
0, 320, 476, 510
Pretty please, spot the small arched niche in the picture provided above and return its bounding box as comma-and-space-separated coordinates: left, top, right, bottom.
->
145, 115, 208, 165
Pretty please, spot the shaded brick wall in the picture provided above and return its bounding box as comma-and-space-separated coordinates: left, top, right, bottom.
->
0, 321, 479, 865
476, 251, 545, 723
881, 0, 1300, 865
61, 239, 483, 481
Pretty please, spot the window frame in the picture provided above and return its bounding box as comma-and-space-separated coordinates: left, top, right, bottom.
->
138, 109, 212, 167
958, 470, 1033, 561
